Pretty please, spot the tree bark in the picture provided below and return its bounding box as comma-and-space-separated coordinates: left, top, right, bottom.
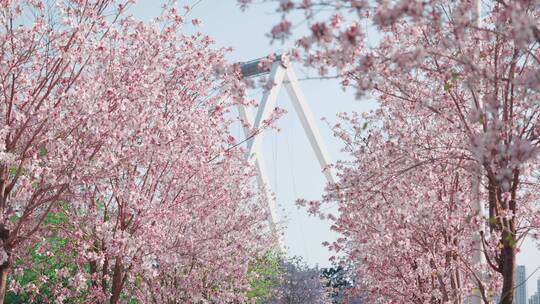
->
109, 257, 124, 304
486, 173, 517, 304
0, 264, 9, 304
499, 235, 516, 304
0, 224, 10, 304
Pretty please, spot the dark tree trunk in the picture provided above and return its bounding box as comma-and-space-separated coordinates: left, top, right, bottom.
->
110, 257, 124, 304
0, 265, 9, 304
499, 236, 516, 304
0, 224, 10, 304
486, 172, 517, 304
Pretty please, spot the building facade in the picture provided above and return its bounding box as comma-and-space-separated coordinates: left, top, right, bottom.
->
529, 276, 540, 304
516, 265, 527, 304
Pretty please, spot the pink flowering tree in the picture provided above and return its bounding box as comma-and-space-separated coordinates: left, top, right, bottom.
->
1, 1, 274, 303
239, 1, 540, 303
0, 0, 132, 300
311, 107, 503, 303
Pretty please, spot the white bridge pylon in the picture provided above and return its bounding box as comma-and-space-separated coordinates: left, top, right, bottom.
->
238, 55, 336, 244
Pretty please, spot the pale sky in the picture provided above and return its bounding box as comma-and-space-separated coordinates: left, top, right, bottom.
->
131, 0, 540, 297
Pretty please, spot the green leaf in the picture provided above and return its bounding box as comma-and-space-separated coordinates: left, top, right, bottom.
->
8, 166, 18, 178
505, 234, 517, 248
444, 81, 452, 92
39, 146, 48, 156
247, 250, 283, 302
9, 215, 20, 224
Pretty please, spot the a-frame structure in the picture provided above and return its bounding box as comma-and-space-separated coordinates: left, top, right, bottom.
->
238, 55, 336, 239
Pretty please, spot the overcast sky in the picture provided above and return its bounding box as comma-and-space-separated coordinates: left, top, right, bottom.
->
131, 1, 540, 296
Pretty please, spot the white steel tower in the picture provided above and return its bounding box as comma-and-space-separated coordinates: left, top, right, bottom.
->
238, 55, 336, 244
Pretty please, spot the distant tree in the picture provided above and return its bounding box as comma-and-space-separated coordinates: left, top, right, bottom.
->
247, 250, 282, 303
267, 256, 330, 304
321, 265, 363, 304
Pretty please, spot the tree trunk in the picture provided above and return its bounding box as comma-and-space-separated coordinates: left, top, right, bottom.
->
486, 173, 517, 304
0, 224, 10, 304
0, 264, 9, 304
499, 231, 516, 304
109, 257, 124, 304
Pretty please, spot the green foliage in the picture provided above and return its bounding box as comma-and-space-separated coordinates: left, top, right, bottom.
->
505, 234, 517, 248
247, 250, 282, 303
5, 208, 81, 303
443, 71, 460, 92
39, 146, 48, 157
5, 206, 142, 303
443, 81, 452, 92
